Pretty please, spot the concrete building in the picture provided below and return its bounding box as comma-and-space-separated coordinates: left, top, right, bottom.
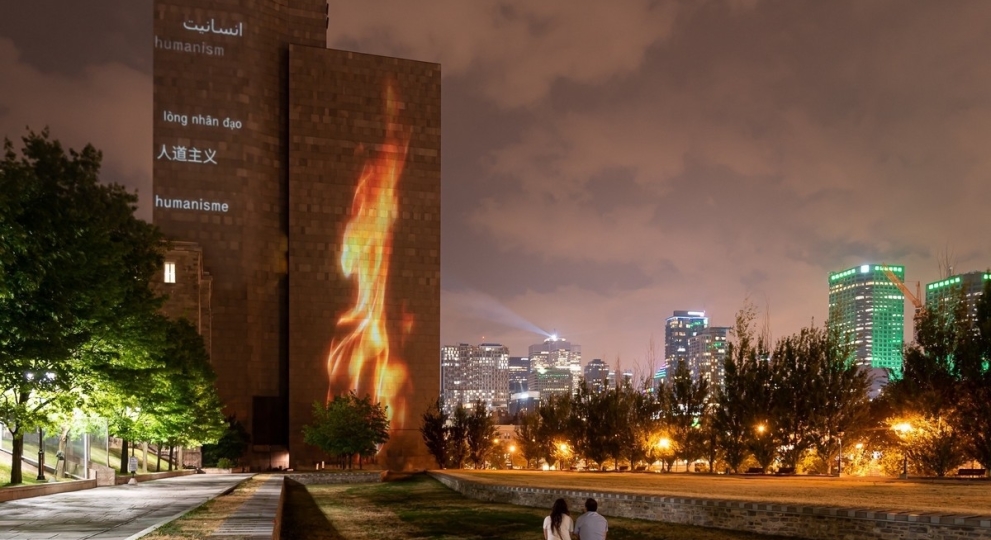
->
925, 271, 991, 323
687, 326, 731, 388
583, 358, 609, 393
828, 264, 905, 375
153, 0, 440, 469
440, 343, 511, 414
508, 356, 530, 395
528, 336, 581, 397
665, 311, 708, 375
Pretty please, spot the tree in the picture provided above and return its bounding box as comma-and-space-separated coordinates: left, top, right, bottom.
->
202, 415, 251, 468
420, 397, 448, 468
664, 361, 708, 470
514, 411, 542, 469
0, 130, 164, 484
535, 394, 572, 467
447, 403, 469, 469
713, 304, 770, 473
955, 277, 991, 473
465, 400, 496, 468
302, 391, 389, 469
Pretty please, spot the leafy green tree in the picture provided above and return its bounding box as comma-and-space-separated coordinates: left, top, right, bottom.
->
955, 277, 991, 473
664, 361, 708, 470
713, 304, 770, 473
447, 403, 469, 469
514, 411, 542, 469
0, 131, 164, 484
420, 397, 448, 468
535, 394, 572, 466
202, 416, 250, 468
303, 391, 389, 469
465, 400, 495, 468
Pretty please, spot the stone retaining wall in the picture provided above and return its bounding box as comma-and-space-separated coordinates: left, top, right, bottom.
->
0, 479, 98, 503
287, 471, 382, 485
114, 468, 196, 485
430, 472, 991, 540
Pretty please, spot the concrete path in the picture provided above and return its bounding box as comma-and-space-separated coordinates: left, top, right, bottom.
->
210, 475, 283, 539
0, 473, 252, 540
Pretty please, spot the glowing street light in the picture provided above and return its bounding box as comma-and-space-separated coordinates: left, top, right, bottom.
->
892, 422, 913, 479
658, 438, 671, 450
756, 424, 766, 435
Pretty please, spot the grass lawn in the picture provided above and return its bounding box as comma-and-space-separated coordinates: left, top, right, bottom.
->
282, 474, 795, 540
0, 462, 48, 487
443, 470, 991, 516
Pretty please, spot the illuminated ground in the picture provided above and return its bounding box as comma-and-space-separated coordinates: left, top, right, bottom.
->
441, 470, 991, 516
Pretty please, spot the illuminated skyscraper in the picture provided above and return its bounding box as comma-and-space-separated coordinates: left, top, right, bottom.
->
528, 336, 581, 397
665, 311, 708, 374
583, 358, 609, 393
925, 271, 991, 323
828, 264, 905, 374
440, 343, 510, 414
687, 326, 731, 388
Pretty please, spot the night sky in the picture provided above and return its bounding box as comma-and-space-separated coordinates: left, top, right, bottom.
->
2, 1, 990, 377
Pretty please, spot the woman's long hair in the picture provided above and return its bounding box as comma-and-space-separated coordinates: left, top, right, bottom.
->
550, 498, 569, 537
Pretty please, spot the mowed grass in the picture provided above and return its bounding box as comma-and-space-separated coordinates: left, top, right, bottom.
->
285, 474, 794, 540
443, 470, 991, 516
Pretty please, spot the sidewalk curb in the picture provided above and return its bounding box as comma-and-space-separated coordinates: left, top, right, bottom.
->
121, 475, 255, 540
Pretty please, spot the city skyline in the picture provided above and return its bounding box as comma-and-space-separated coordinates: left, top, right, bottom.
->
3, 1, 991, 371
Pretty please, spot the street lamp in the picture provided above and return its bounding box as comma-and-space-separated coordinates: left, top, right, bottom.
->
36, 426, 45, 481
508, 444, 516, 470
836, 431, 845, 477
893, 422, 912, 479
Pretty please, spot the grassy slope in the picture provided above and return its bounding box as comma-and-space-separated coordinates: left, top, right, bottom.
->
289, 474, 793, 540
443, 470, 991, 516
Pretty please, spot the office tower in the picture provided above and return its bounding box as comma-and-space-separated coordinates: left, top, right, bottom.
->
508, 356, 530, 395
440, 343, 511, 413
926, 271, 991, 323
528, 336, 582, 397
154, 0, 440, 469
583, 358, 609, 393
687, 326, 731, 388
665, 311, 708, 374
828, 264, 905, 374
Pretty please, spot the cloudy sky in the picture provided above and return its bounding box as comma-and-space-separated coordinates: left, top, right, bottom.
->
3, 1, 990, 376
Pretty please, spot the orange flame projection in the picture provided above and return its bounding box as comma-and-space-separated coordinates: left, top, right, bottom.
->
326, 81, 412, 429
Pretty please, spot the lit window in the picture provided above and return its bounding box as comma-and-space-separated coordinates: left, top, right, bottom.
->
164, 262, 176, 284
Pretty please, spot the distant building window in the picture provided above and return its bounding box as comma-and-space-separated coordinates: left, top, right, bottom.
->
164, 262, 176, 284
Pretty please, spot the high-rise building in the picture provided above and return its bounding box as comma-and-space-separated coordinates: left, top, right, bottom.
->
528, 336, 581, 397
583, 358, 609, 393
925, 271, 991, 323
508, 356, 530, 395
665, 311, 708, 374
687, 326, 731, 388
153, 0, 440, 469
828, 264, 905, 374
440, 343, 510, 414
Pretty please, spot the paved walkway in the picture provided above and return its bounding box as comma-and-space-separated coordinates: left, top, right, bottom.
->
210, 475, 283, 539
0, 473, 252, 540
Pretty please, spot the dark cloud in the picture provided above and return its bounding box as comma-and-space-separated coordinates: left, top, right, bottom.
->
4, 0, 991, 364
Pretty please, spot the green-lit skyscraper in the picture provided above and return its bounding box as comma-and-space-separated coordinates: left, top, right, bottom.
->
925, 271, 990, 324
828, 264, 906, 374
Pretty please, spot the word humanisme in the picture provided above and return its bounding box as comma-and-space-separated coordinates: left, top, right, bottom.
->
154, 36, 224, 57
155, 195, 230, 213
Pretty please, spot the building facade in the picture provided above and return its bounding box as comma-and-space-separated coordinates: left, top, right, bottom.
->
440, 343, 511, 414
828, 264, 905, 374
583, 358, 609, 393
926, 271, 991, 323
528, 336, 581, 397
687, 326, 730, 388
665, 311, 708, 375
153, 0, 440, 469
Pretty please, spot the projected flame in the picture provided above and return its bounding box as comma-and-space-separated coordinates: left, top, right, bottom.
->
326, 81, 412, 428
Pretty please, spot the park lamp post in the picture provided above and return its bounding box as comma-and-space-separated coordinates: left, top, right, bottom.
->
27, 371, 57, 481
836, 431, 845, 477
657, 437, 671, 472
893, 422, 913, 479
508, 444, 516, 470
